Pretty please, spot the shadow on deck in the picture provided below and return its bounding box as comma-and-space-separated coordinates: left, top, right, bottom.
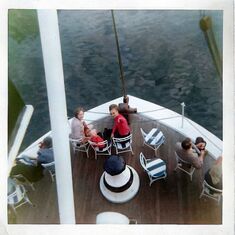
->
9, 114, 222, 224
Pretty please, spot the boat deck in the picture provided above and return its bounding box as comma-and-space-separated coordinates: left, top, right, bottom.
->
9, 114, 222, 224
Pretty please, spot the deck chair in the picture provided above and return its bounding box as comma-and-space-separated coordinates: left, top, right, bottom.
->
8, 183, 33, 215
174, 151, 195, 181
88, 140, 111, 160
70, 138, 89, 158
200, 180, 222, 204
112, 134, 134, 155
139, 152, 167, 186
12, 174, 35, 191
96, 211, 137, 224
140, 128, 165, 155
41, 161, 56, 182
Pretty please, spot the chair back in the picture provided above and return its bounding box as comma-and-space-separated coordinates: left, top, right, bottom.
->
88, 140, 110, 152
70, 138, 88, 150
41, 161, 55, 172
204, 180, 222, 194
8, 184, 26, 205
139, 152, 148, 171
112, 134, 132, 150
175, 151, 191, 165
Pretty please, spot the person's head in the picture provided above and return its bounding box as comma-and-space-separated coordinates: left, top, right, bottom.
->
74, 107, 84, 120
195, 137, 207, 150
41, 136, 52, 149
85, 128, 97, 137
109, 104, 119, 118
181, 138, 192, 150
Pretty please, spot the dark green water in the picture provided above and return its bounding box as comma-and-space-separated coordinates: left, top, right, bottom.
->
9, 10, 223, 150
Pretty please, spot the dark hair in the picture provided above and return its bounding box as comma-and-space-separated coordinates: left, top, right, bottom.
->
181, 138, 192, 150
43, 136, 52, 148
74, 107, 84, 118
109, 104, 118, 112
195, 137, 207, 146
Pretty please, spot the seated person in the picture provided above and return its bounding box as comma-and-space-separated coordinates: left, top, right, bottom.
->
37, 136, 54, 164
109, 104, 131, 138
70, 107, 87, 140
10, 137, 54, 182
85, 128, 105, 150
175, 137, 206, 169
193, 136, 207, 155
204, 156, 222, 190
118, 95, 137, 124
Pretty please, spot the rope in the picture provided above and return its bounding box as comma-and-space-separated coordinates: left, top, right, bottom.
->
111, 10, 126, 98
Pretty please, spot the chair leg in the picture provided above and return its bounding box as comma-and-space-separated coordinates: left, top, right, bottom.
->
10, 205, 17, 216
190, 174, 193, 181
130, 146, 134, 155
199, 189, 204, 199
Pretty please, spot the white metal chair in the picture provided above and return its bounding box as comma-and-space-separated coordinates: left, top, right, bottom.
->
70, 138, 89, 158
139, 152, 167, 186
96, 211, 137, 224
12, 174, 35, 191
140, 128, 165, 154
88, 140, 112, 160
112, 134, 134, 155
8, 183, 33, 215
174, 151, 195, 181
200, 180, 222, 204
41, 161, 56, 182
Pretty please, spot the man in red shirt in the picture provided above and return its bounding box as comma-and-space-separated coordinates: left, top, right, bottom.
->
109, 104, 130, 138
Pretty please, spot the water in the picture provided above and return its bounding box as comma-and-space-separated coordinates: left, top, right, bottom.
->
8, 10, 223, 150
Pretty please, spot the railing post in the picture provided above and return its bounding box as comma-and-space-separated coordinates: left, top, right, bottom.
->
181, 102, 185, 128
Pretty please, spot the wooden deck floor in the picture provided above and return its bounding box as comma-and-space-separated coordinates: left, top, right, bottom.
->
9, 114, 222, 224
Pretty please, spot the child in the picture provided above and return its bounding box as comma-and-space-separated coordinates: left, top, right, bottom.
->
109, 104, 130, 138
85, 128, 105, 150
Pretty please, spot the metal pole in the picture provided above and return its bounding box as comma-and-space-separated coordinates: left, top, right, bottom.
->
37, 10, 75, 224
199, 16, 222, 81
111, 10, 126, 98
181, 102, 185, 128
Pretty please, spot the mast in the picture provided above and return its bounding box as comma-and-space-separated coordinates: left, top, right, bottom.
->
111, 10, 127, 99
199, 15, 222, 80
37, 10, 75, 224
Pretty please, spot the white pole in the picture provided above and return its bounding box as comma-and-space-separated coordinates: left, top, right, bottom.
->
181, 102, 185, 128
37, 10, 75, 224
